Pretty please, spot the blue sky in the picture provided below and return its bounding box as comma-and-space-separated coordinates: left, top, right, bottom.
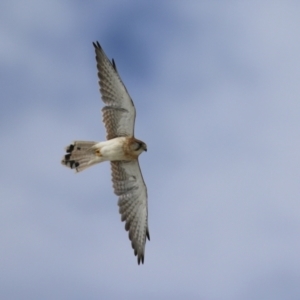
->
1, 1, 300, 299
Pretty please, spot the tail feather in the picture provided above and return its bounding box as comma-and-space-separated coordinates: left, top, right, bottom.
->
61, 141, 100, 172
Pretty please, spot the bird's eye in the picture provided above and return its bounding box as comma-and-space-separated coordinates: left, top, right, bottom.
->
131, 142, 141, 151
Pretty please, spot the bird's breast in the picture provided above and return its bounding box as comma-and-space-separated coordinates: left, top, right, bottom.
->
94, 137, 135, 161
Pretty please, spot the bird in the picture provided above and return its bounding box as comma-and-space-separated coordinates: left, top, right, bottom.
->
61, 41, 150, 264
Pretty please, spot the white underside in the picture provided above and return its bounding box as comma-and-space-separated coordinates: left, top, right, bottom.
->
93, 137, 128, 162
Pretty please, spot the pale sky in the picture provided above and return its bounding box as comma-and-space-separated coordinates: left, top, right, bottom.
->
1, 1, 300, 299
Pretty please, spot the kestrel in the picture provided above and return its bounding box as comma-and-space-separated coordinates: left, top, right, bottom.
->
61, 42, 150, 264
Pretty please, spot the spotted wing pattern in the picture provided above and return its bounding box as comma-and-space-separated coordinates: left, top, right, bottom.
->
93, 42, 136, 140
111, 160, 150, 264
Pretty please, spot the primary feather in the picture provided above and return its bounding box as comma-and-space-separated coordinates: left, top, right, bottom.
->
61, 42, 149, 265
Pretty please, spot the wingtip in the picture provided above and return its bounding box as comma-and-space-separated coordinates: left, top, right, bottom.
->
92, 41, 101, 50
93, 41, 118, 72
112, 59, 117, 71
137, 255, 144, 265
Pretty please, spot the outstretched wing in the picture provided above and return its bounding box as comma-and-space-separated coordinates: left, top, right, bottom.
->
93, 42, 136, 140
111, 160, 150, 264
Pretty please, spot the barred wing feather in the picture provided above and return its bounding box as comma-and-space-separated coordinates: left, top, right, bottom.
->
93, 42, 136, 140
111, 160, 150, 264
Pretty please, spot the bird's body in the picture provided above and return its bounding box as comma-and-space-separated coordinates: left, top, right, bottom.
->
94, 137, 129, 161
63, 137, 147, 172
61, 42, 149, 264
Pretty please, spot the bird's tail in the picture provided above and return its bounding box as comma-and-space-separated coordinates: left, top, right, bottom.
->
61, 141, 100, 172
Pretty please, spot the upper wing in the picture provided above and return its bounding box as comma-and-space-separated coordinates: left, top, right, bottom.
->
111, 160, 150, 264
93, 42, 136, 140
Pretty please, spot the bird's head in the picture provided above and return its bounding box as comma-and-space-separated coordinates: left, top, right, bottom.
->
130, 139, 147, 155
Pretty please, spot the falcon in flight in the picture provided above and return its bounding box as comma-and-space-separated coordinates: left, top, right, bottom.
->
61, 42, 150, 264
